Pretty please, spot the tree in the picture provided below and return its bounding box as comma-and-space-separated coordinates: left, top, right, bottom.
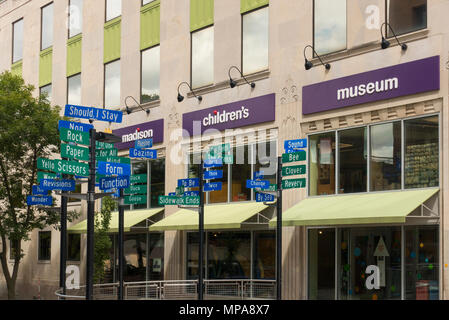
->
0, 71, 77, 299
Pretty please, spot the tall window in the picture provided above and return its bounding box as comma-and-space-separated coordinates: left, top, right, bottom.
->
40, 84, 52, 103
314, 0, 346, 55
106, 0, 121, 22
231, 145, 251, 202
69, 0, 83, 38
387, 0, 427, 37
104, 60, 120, 108
141, 46, 160, 103
41, 2, 54, 51
67, 234, 81, 261
12, 19, 23, 63
67, 73, 81, 105
142, 0, 155, 5
242, 6, 269, 75
191, 26, 214, 89
309, 132, 336, 196
150, 158, 165, 208
38, 231, 51, 261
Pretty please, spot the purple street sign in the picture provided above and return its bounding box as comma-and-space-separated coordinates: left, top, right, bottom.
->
302, 56, 440, 115
112, 119, 164, 150
183, 93, 275, 136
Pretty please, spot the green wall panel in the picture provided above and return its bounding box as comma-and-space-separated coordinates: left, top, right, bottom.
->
141, 0, 160, 50
39, 47, 53, 87
67, 34, 82, 77
11, 60, 23, 77
241, 0, 269, 14
190, 0, 214, 32
104, 17, 121, 63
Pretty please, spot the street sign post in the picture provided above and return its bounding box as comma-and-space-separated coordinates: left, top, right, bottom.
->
124, 195, 147, 205
39, 179, 76, 191
178, 178, 200, 188
32, 185, 48, 196
256, 193, 276, 202
135, 138, 153, 149
204, 182, 222, 192
203, 170, 223, 180
58, 120, 94, 133
124, 184, 147, 195
284, 139, 307, 151
130, 174, 147, 184
246, 180, 270, 189
282, 178, 306, 190
282, 165, 306, 176
98, 162, 131, 176
96, 148, 118, 158
27, 195, 53, 206
99, 176, 130, 191
61, 143, 89, 161
60, 128, 90, 146
64, 104, 123, 123
282, 151, 306, 163
129, 148, 157, 159
204, 158, 223, 168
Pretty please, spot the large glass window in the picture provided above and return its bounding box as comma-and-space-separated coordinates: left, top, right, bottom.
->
314, 0, 346, 55
231, 145, 251, 202
67, 233, 81, 261
131, 161, 147, 210
253, 231, 275, 279
254, 141, 277, 188
191, 26, 214, 89
67, 73, 81, 106
104, 60, 120, 108
404, 116, 439, 189
119, 233, 147, 282
141, 46, 160, 103
147, 232, 164, 281
209, 164, 228, 204
41, 3, 54, 51
186, 232, 204, 280
150, 158, 165, 208
242, 6, 269, 75
106, 0, 121, 22
339, 127, 367, 194
69, 0, 83, 38
370, 122, 401, 191
40, 84, 52, 104
309, 132, 336, 196
38, 231, 51, 261
12, 19, 23, 63
387, 0, 426, 37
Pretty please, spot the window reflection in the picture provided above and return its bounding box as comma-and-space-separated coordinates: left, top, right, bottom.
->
253, 232, 275, 279
231, 145, 251, 202
141, 46, 160, 103
314, 0, 346, 55
309, 133, 335, 196
339, 127, 367, 193
387, 0, 427, 37
40, 84, 52, 104
68, 233, 81, 261
67, 73, 82, 106
41, 3, 54, 51
13, 19, 23, 63
191, 26, 214, 88
38, 231, 51, 261
242, 6, 268, 75
150, 158, 165, 208
106, 0, 121, 21
104, 60, 120, 108
69, 0, 83, 38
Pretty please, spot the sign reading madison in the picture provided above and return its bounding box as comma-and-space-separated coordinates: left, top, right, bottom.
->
302, 56, 440, 115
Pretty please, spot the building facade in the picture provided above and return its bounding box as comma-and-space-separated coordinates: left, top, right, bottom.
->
0, 0, 448, 300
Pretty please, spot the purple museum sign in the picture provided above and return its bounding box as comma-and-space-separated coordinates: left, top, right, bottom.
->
183, 93, 275, 136
112, 119, 164, 150
302, 56, 440, 115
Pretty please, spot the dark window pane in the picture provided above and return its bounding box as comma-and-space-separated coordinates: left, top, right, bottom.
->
141, 46, 160, 103
67, 234, 81, 261
150, 158, 165, 208
148, 232, 164, 280
106, 0, 121, 21
231, 145, 251, 202
69, 0, 83, 38
68, 183, 82, 202
191, 26, 214, 88
404, 116, 439, 189
186, 232, 205, 280
253, 231, 275, 279
104, 60, 120, 107
242, 6, 268, 75
370, 122, 401, 191
314, 0, 346, 55
309, 132, 336, 196
68, 74, 81, 106
13, 19, 24, 63
40, 84, 52, 103
132, 161, 147, 210
339, 127, 367, 193
121, 234, 146, 282
41, 3, 54, 50
38, 231, 51, 261
387, 0, 427, 36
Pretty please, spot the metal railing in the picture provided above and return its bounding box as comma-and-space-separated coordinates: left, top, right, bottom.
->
55, 279, 276, 300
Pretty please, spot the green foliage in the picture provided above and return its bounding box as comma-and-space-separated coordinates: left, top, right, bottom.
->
93, 196, 116, 283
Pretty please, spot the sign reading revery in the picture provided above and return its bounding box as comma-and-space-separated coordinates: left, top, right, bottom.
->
112, 119, 164, 150
302, 56, 440, 115
183, 93, 275, 136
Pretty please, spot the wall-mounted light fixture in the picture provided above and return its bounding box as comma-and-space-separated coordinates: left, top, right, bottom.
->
125, 96, 150, 115
228, 66, 255, 89
177, 82, 202, 103
380, 22, 407, 51
303, 45, 331, 71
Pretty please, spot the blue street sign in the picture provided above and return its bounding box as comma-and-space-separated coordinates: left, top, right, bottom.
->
168, 192, 176, 196
32, 185, 48, 196
253, 171, 264, 180
129, 148, 157, 159
203, 170, 223, 180
204, 158, 223, 168
256, 193, 276, 203
246, 180, 270, 189
27, 195, 53, 206
58, 120, 93, 133
99, 175, 130, 191
98, 162, 131, 176
284, 139, 307, 151
135, 138, 153, 149
39, 179, 76, 191
184, 191, 200, 197
64, 104, 123, 123
178, 178, 200, 188
204, 182, 222, 192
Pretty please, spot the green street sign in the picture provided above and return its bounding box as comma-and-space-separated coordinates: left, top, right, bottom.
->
61, 143, 89, 161
37, 158, 56, 172
96, 141, 114, 149
158, 196, 200, 206
209, 143, 231, 155
223, 154, 234, 164
54, 159, 89, 177
37, 171, 59, 183
130, 174, 147, 184
262, 184, 277, 192
182, 196, 200, 206
124, 195, 147, 205
282, 165, 306, 176
96, 156, 130, 165
60, 128, 90, 146
124, 184, 147, 195
282, 151, 306, 163
96, 148, 118, 158
282, 178, 306, 190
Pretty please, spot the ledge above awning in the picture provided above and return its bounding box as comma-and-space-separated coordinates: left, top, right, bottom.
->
149, 202, 270, 231
269, 188, 439, 228
68, 208, 164, 234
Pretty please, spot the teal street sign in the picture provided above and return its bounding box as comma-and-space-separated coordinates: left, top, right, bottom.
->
59, 128, 90, 146
54, 159, 90, 177
158, 196, 200, 206
37, 158, 56, 172
96, 141, 115, 149
124, 184, 147, 195
282, 178, 306, 190
124, 195, 147, 205
96, 148, 118, 158
282, 151, 307, 163
130, 174, 147, 184
61, 143, 89, 161
257, 183, 277, 192
96, 156, 131, 165
282, 165, 306, 176
37, 171, 60, 183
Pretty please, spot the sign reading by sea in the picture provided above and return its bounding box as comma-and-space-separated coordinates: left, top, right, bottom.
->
65, 104, 123, 123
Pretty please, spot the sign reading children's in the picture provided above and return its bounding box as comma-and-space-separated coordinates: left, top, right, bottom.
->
64, 104, 123, 123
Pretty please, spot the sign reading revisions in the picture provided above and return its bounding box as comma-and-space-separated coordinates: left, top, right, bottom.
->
112, 119, 164, 150
183, 93, 275, 136
302, 56, 440, 115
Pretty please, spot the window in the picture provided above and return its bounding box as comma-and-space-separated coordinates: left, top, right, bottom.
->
191, 26, 214, 89
142, 0, 155, 5
41, 3, 54, 51
40, 84, 52, 103
38, 231, 51, 261
67, 234, 80, 261
231, 145, 251, 202
314, 0, 346, 55
242, 6, 269, 75
106, 0, 121, 22
254, 141, 277, 195
141, 46, 160, 103
68, 0, 83, 38
104, 60, 120, 108
67, 73, 81, 106
186, 232, 204, 280
150, 158, 165, 208
12, 19, 23, 63
387, 0, 426, 37
9, 239, 19, 260
131, 161, 148, 210
253, 231, 275, 279
309, 132, 336, 196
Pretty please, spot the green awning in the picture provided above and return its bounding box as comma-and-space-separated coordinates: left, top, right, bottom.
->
68, 208, 164, 234
269, 188, 439, 227
149, 202, 269, 231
